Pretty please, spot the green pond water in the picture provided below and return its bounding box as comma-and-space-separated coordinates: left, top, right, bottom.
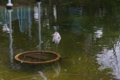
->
0, 0, 120, 80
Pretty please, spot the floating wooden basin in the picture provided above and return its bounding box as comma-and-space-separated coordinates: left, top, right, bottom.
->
14, 50, 61, 64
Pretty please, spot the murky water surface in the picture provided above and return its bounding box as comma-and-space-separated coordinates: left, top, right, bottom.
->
0, 0, 120, 80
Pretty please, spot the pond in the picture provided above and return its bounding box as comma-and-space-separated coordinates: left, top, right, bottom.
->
0, 0, 120, 80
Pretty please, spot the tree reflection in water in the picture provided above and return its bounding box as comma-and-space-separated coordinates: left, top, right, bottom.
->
97, 40, 120, 79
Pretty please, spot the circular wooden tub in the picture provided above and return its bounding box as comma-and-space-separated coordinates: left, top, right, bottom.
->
14, 50, 61, 64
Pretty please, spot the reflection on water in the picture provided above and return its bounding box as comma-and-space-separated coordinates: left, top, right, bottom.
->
37, 62, 61, 80
53, 5, 57, 23
52, 62, 61, 77
37, 2, 42, 50
38, 71, 47, 80
28, 6, 32, 38
8, 8, 13, 66
17, 6, 32, 33
2, 24, 10, 33
53, 4, 59, 32
0, 0, 120, 80
94, 27, 103, 40
34, 5, 39, 21
97, 39, 120, 79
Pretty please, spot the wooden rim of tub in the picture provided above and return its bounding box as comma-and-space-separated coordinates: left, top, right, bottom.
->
14, 50, 61, 64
